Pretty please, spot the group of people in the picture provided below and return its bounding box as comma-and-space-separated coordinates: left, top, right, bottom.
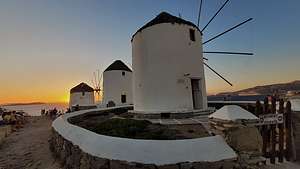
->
40, 108, 63, 120
0, 110, 27, 127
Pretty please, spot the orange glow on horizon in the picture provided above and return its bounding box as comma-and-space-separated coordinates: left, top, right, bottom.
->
0, 84, 71, 105
0, 95, 69, 105
0, 79, 298, 104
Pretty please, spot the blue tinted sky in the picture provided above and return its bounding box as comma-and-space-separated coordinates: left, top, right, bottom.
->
0, 0, 299, 103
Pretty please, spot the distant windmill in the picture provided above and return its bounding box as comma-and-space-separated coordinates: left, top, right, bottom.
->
91, 69, 103, 102
195, 0, 253, 86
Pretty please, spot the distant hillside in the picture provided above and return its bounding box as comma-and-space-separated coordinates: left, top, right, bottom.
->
1, 102, 46, 106
218, 80, 300, 96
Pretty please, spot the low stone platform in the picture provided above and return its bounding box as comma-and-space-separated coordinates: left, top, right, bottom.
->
50, 106, 238, 169
50, 131, 237, 169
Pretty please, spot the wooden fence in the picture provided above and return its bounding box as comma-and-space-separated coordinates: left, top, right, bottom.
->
253, 97, 294, 164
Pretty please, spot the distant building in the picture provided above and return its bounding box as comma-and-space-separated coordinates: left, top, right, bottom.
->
131, 12, 207, 113
102, 60, 133, 106
286, 90, 300, 97
69, 83, 95, 110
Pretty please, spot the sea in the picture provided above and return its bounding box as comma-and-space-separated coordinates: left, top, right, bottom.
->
1, 103, 69, 116
0, 95, 267, 116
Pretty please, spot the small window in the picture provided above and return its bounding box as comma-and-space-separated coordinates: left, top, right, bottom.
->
189, 29, 195, 41
121, 95, 126, 103
122, 71, 125, 76
82, 92, 85, 96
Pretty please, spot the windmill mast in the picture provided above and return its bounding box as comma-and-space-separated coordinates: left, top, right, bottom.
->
92, 69, 103, 103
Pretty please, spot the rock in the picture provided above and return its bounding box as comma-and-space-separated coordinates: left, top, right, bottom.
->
180, 162, 193, 169
71, 145, 82, 169
181, 161, 236, 169
90, 156, 109, 169
157, 164, 180, 169
110, 160, 132, 169
80, 152, 91, 169
237, 152, 266, 169
225, 127, 263, 153
218, 160, 237, 169
133, 162, 156, 169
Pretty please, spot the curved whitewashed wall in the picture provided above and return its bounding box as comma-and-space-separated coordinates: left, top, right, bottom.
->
69, 92, 95, 108
102, 70, 133, 106
132, 23, 207, 113
291, 99, 300, 112
52, 107, 236, 165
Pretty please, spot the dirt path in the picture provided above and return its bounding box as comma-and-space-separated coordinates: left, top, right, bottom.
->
0, 116, 61, 169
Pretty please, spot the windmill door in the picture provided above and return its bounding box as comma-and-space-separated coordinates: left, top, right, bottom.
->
191, 79, 203, 109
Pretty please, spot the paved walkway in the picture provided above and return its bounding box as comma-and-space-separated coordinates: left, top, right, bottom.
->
0, 116, 61, 169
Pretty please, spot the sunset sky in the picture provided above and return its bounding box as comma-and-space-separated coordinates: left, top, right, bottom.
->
0, 0, 299, 104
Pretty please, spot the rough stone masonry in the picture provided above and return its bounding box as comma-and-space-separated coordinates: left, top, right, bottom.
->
49, 129, 238, 169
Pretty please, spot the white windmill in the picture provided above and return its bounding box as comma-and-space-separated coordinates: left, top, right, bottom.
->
131, 0, 253, 113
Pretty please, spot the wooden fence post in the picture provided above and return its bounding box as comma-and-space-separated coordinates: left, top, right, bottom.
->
270, 96, 276, 164
262, 97, 269, 157
285, 101, 292, 161
278, 99, 284, 163
255, 100, 262, 117
255, 100, 263, 139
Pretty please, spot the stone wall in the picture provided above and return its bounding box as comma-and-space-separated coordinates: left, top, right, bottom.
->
50, 130, 237, 169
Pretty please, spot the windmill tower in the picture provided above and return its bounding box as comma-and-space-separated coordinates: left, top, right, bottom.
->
102, 60, 133, 107
69, 82, 95, 109
131, 0, 252, 113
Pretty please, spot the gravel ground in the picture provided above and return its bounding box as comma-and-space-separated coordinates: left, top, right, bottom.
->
0, 116, 61, 169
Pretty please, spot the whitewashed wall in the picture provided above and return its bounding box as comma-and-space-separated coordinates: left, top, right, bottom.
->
69, 92, 95, 108
102, 70, 133, 106
291, 99, 300, 112
52, 106, 237, 165
132, 23, 207, 113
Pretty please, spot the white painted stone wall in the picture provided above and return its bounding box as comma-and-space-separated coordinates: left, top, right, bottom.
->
52, 106, 237, 165
132, 23, 207, 113
102, 70, 133, 106
69, 92, 95, 108
291, 99, 300, 112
